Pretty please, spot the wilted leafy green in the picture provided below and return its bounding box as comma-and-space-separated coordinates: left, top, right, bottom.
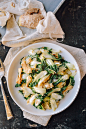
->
15, 83, 21, 87
69, 76, 75, 86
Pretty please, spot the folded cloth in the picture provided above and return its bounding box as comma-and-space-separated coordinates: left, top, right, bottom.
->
0, 0, 64, 47
4, 39, 86, 126
0, 11, 11, 27
36, 12, 64, 39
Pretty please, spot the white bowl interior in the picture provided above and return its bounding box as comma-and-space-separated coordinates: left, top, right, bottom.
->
7, 42, 81, 116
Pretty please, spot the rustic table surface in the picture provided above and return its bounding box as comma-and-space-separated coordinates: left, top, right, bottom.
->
0, 0, 86, 129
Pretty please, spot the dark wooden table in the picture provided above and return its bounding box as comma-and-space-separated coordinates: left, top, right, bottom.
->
0, 0, 86, 129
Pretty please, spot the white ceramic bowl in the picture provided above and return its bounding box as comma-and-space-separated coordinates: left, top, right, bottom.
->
7, 42, 81, 116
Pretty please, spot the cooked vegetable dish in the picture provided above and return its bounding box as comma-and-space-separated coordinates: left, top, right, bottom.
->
15, 47, 77, 111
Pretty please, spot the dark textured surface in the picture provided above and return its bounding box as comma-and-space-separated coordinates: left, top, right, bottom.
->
0, 0, 86, 129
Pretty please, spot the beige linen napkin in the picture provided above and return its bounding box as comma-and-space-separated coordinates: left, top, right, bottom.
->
0, 0, 64, 47
4, 39, 86, 126
36, 12, 64, 39
0, 11, 11, 27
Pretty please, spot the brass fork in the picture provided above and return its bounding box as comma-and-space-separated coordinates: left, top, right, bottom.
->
0, 59, 13, 120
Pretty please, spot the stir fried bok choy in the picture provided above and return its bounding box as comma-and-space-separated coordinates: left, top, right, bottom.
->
15, 47, 77, 111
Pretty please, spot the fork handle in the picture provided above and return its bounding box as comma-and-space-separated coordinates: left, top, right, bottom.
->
0, 79, 13, 120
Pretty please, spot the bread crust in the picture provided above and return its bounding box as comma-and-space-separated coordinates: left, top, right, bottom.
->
19, 8, 44, 29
